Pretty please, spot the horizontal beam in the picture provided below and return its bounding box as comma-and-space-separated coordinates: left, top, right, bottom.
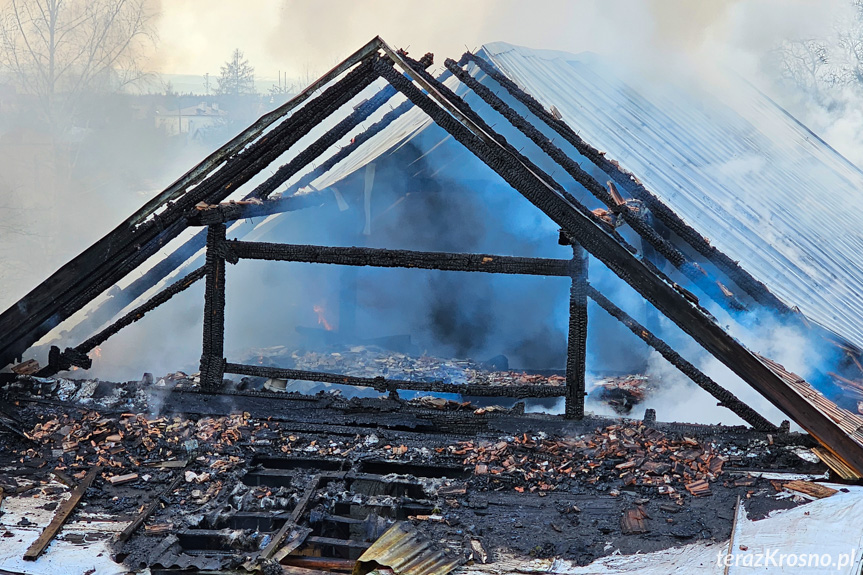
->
227, 241, 575, 276
224, 363, 567, 398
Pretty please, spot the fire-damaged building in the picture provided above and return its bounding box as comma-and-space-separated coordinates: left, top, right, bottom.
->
2, 37, 863, 574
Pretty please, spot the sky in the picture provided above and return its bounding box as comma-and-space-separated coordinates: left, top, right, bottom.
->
152, 0, 843, 84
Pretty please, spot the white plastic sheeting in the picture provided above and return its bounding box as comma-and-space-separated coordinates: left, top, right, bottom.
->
0, 482, 127, 575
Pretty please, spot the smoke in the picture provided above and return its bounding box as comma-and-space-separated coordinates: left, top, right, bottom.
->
3, 0, 860, 434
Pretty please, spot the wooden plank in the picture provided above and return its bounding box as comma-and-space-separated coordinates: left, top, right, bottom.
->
724, 496, 742, 575
782, 480, 838, 499
23, 466, 100, 561
118, 473, 182, 543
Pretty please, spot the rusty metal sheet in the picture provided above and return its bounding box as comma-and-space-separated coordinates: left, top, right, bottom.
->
354, 522, 459, 575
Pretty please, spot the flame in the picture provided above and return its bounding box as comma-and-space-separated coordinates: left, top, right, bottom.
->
313, 304, 333, 331
90, 346, 102, 359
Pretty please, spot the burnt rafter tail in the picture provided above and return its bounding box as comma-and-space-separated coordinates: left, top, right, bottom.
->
0, 54, 381, 369
462, 51, 788, 314
445, 59, 747, 313
226, 241, 577, 277
224, 363, 567, 399
375, 43, 863, 472
586, 285, 776, 431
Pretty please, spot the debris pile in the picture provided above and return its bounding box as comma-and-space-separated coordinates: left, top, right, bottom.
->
250, 345, 567, 389
449, 422, 725, 502
588, 375, 656, 414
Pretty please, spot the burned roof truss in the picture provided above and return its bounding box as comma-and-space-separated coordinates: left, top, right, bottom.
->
3, 37, 863, 475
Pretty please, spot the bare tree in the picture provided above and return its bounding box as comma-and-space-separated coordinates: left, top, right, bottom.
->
216, 48, 256, 97
0, 0, 155, 127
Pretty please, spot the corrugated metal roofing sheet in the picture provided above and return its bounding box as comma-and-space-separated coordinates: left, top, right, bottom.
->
355, 521, 460, 575
482, 42, 863, 349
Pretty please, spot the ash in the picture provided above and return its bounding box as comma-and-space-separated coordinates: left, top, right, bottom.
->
0, 369, 833, 572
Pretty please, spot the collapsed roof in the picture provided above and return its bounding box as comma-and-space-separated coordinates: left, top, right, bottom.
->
2, 37, 863, 474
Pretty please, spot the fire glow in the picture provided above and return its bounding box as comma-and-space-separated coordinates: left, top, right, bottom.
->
313, 305, 333, 331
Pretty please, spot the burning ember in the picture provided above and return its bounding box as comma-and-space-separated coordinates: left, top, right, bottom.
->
313, 304, 333, 331
89, 346, 102, 359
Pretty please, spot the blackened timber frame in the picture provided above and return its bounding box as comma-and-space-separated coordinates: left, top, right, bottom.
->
372, 42, 863, 473
198, 227, 586, 410
198, 226, 769, 426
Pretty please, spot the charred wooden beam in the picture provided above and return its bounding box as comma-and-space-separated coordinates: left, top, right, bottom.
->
57, 230, 208, 348
33, 345, 92, 378
462, 52, 788, 314
445, 59, 747, 312
134, 37, 384, 227
189, 194, 333, 226
587, 286, 776, 431
229, 241, 574, 276
34, 267, 206, 378
262, 474, 320, 561
398, 49, 642, 256
0, 56, 380, 370
224, 363, 567, 398
200, 225, 227, 391
565, 240, 588, 419
374, 43, 863, 473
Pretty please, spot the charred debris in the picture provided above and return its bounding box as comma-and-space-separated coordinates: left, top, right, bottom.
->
1, 37, 863, 573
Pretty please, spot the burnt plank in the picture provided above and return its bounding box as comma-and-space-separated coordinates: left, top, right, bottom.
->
228, 242, 574, 277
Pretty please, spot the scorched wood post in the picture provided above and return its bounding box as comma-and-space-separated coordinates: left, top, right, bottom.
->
565, 239, 588, 419
200, 224, 227, 390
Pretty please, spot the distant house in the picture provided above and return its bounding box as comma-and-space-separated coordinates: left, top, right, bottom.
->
154, 102, 227, 137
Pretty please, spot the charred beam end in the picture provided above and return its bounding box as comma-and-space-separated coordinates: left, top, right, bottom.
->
565, 243, 588, 419
188, 194, 330, 226
587, 285, 776, 431
200, 225, 227, 391
33, 345, 92, 378
462, 52, 787, 313
228, 241, 575, 277
445, 59, 747, 313
224, 363, 566, 399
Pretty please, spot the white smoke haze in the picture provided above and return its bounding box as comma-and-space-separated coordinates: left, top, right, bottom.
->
2, 0, 861, 430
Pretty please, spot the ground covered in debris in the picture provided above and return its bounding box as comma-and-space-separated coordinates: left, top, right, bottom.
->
0, 373, 837, 573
